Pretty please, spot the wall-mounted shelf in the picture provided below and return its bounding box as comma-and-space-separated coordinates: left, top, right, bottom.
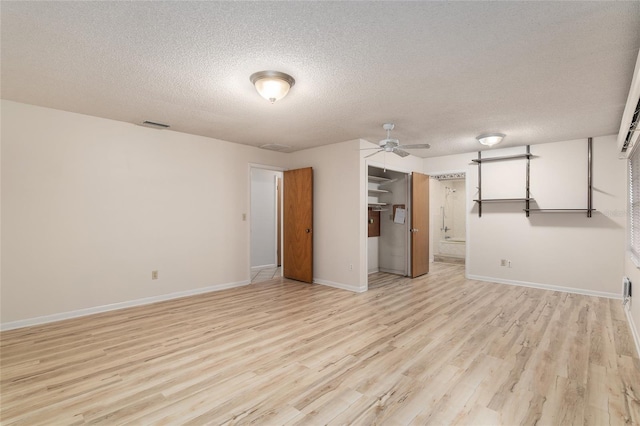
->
524, 138, 594, 218
368, 202, 387, 206
525, 208, 596, 213
471, 153, 533, 163
474, 198, 534, 203
473, 146, 532, 217
472, 139, 595, 218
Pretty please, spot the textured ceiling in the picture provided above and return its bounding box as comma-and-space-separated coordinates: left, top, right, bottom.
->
2, 1, 639, 157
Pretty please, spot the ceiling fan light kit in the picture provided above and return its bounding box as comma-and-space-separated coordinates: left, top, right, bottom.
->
250, 70, 295, 103
477, 133, 505, 147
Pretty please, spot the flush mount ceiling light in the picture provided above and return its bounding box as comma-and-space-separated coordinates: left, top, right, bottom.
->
476, 133, 505, 147
250, 70, 295, 103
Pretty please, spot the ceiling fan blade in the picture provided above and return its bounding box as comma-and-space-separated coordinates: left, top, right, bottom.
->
360, 147, 382, 151
397, 143, 431, 149
364, 150, 382, 158
393, 149, 410, 158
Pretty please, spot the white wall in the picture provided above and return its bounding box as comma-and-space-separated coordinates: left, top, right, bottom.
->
250, 168, 280, 268
424, 136, 626, 297
1, 100, 288, 325
288, 140, 362, 291
1, 102, 393, 325
5, 99, 627, 336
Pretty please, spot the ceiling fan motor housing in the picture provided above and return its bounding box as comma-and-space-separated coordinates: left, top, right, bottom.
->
379, 138, 399, 148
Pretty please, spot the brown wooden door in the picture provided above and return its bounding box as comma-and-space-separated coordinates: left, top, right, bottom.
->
411, 172, 430, 277
283, 167, 313, 283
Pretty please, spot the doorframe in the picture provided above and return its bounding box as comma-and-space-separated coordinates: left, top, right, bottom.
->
248, 163, 285, 283
425, 168, 469, 278
364, 159, 414, 291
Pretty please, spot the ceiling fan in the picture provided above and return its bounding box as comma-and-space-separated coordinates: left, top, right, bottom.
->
363, 123, 431, 158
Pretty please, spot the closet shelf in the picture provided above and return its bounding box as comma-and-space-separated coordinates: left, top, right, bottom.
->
368, 202, 387, 206
368, 188, 390, 194
368, 176, 392, 183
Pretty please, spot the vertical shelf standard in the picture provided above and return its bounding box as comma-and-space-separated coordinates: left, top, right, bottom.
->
587, 137, 593, 217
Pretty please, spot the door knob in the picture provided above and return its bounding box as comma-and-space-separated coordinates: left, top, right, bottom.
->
305, 229, 312, 233
410, 228, 419, 232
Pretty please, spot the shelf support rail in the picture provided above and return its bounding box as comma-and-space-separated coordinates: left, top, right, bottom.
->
587, 137, 592, 218
526, 145, 530, 217
477, 151, 482, 217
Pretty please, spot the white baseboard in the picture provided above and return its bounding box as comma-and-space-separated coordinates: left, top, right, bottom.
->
467, 275, 621, 300
624, 305, 640, 358
1, 279, 250, 331
251, 263, 277, 271
368, 268, 380, 274
314, 278, 366, 293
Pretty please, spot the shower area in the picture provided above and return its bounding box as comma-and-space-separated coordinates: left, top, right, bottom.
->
430, 174, 466, 264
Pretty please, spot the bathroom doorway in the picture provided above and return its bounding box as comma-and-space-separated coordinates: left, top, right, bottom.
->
250, 166, 283, 283
430, 173, 466, 264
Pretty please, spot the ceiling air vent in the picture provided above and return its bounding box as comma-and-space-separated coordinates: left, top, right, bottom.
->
260, 144, 291, 152
141, 120, 170, 129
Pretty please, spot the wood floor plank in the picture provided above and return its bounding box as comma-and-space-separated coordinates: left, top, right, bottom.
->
1, 263, 638, 425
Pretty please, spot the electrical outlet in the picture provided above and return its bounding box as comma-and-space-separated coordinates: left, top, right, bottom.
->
508, 261, 512, 268
349, 264, 353, 271
500, 259, 507, 267
242, 213, 246, 221
152, 270, 158, 280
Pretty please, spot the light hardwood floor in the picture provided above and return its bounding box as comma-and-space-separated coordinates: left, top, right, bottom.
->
1, 263, 639, 425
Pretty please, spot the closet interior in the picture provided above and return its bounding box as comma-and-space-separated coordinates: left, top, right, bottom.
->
367, 166, 410, 276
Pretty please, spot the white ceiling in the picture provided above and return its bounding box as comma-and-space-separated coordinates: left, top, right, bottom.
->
2, 2, 639, 157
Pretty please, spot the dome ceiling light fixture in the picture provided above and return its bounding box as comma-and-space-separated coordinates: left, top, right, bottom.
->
476, 133, 505, 147
250, 70, 295, 103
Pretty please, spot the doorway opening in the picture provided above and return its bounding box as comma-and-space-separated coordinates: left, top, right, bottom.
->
250, 166, 283, 283
367, 165, 410, 282
430, 173, 466, 265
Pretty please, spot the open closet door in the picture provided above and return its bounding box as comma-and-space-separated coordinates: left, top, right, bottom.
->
283, 167, 313, 283
411, 172, 430, 277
